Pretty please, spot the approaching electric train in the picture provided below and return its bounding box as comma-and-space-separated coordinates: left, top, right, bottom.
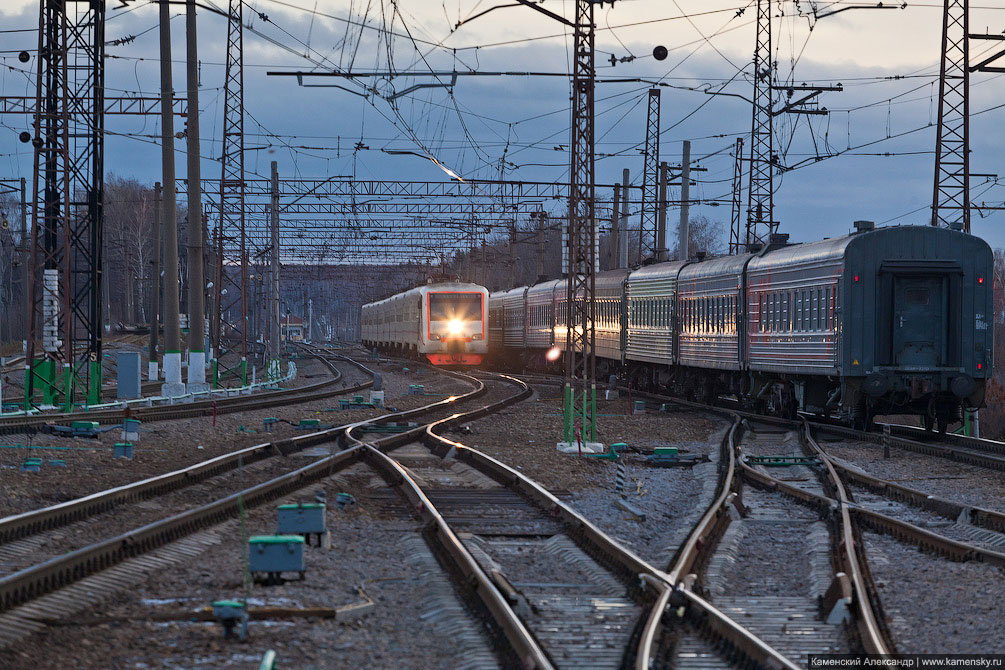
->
361, 281, 489, 365
488, 224, 993, 432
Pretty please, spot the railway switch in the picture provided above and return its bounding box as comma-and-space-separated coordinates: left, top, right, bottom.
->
276, 503, 328, 547
338, 395, 375, 409
211, 600, 248, 640
249, 535, 306, 585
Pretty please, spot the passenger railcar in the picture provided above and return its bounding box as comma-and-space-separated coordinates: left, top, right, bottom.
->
487, 224, 992, 431
361, 281, 489, 365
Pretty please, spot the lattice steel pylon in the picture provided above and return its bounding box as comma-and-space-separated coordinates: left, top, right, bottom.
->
563, 0, 599, 446
640, 88, 660, 264
931, 0, 970, 232
213, 0, 249, 385
25, 0, 105, 411
746, 0, 776, 249
729, 137, 745, 254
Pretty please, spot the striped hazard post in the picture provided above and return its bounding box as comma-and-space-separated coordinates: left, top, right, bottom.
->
615, 461, 627, 497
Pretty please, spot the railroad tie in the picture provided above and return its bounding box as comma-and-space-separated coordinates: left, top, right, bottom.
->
0, 526, 230, 650
615, 461, 627, 497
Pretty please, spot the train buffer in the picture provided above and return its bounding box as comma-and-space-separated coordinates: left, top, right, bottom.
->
744, 455, 820, 467
338, 395, 376, 409
646, 446, 708, 467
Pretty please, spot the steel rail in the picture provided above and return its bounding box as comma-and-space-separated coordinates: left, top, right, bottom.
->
0, 357, 493, 617
816, 440, 1005, 535
419, 374, 800, 670
797, 420, 892, 655
0, 349, 357, 434
363, 444, 555, 670
0, 353, 371, 544
634, 415, 802, 670
808, 420, 1005, 472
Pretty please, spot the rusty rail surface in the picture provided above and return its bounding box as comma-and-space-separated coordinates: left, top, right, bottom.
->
0, 346, 357, 434
0, 352, 372, 545
0, 357, 494, 617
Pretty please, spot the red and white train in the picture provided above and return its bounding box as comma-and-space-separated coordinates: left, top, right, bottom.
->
361, 281, 489, 365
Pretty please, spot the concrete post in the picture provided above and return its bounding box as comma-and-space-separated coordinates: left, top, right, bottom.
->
19, 178, 27, 342
160, 0, 185, 397
619, 169, 629, 269
535, 212, 546, 282
149, 183, 161, 381
185, 0, 208, 392
610, 183, 621, 270
269, 162, 281, 376
678, 140, 691, 262
656, 161, 669, 262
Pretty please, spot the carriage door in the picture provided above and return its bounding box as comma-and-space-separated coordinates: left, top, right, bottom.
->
892, 276, 945, 367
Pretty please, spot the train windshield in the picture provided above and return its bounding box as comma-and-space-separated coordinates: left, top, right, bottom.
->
429, 293, 483, 321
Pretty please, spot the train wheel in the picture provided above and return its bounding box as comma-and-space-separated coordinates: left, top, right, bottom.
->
937, 416, 948, 435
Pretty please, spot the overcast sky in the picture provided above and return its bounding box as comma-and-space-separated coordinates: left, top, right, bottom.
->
1, 0, 1003, 251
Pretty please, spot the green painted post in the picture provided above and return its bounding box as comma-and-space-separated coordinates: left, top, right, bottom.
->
61, 363, 72, 413
588, 387, 597, 442
22, 365, 31, 411
241, 358, 248, 386
563, 384, 574, 443
87, 359, 102, 405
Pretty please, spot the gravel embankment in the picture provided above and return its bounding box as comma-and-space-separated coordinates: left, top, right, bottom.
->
865, 531, 1005, 653
818, 436, 1005, 514
0, 464, 498, 670
0, 359, 469, 516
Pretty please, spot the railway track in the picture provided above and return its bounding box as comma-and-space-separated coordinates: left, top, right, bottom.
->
0, 344, 363, 435
9, 359, 999, 665
0, 360, 519, 650
0, 366, 806, 669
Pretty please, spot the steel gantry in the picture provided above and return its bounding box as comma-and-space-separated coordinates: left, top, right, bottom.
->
25, 0, 106, 411
746, 0, 776, 250
564, 0, 600, 447
728, 137, 745, 255
213, 0, 249, 385
932, 0, 970, 232
640, 88, 661, 265
181, 177, 573, 264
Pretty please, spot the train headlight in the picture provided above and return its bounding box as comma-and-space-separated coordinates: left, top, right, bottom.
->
447, 319, 464, 336
546, 346, 562, 362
